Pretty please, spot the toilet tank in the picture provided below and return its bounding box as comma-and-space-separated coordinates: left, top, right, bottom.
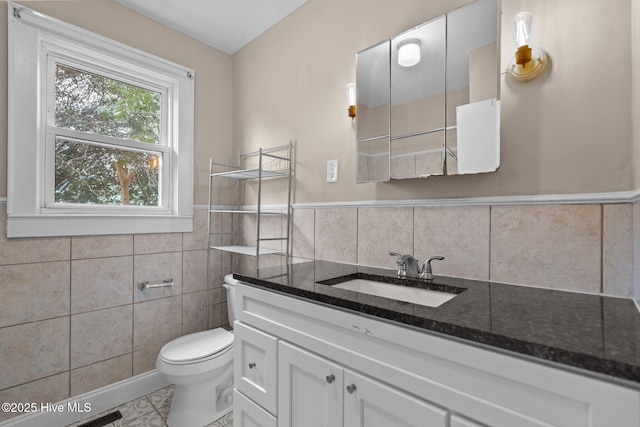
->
222, 274, 239, 327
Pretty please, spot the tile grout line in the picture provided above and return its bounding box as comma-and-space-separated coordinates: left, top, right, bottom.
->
488, 205, 493, 282
600, 204, 604, 294
130, 246, 135, 378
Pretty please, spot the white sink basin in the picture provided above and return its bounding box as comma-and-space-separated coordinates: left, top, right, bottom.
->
331, 279, 457, 308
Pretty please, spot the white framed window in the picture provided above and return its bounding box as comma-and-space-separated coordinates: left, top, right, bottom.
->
7, 2, 194, 237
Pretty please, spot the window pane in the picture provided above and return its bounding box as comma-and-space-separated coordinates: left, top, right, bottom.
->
55, 138, 160, 206
55, 64, 161, 144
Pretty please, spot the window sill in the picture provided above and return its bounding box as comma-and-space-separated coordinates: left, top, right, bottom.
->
6, 214, 193, 238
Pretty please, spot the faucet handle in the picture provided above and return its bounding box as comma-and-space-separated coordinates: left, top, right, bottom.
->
389, 252, 407, 277
421, 256, 445, 280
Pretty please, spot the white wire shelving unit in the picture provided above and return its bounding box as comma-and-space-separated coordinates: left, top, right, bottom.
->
205, 142, 293, 328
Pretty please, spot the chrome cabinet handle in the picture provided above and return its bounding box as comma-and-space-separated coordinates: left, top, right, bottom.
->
326, 374, 335, 384
248, 362, 256, 369
346, 384, 357, 394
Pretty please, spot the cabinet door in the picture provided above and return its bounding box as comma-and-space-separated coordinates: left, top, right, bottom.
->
234, 322, 279, 415
278, 341, 343, 427
234, 389, 277, 427
356, 39, 391, 183
344, 370, 448, 427
390, 15, 447, 180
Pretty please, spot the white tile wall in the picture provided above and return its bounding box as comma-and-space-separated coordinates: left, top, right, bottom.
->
0, 205, 230, 423
301, 202, 634, 295
314, 208, 358, 263
414, 206, 491, 281
358, 207, 413, 268
0, 261, 70, 327
603, 204, 634, 298
71, 257, 132, 313
0, 200, 637, 423
490, 205, 601, 292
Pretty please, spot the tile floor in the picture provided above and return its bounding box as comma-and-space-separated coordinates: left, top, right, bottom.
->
65, 385, 233, 427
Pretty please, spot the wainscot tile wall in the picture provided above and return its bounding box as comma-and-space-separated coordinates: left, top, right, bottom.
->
0, 206, 231, 424
1, 200, 638, 423
290, 203, 638, 300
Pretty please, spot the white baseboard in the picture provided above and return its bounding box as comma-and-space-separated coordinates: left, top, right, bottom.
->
0, 370, 170, 427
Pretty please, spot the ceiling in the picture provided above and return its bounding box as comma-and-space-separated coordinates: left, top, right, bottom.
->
114, 0, 310, 55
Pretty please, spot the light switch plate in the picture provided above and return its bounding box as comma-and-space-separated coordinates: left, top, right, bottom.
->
327, 159, 339, 183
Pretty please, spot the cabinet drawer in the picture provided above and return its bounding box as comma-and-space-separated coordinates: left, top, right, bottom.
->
234, 389, 277, 427
234, 321, 278, 415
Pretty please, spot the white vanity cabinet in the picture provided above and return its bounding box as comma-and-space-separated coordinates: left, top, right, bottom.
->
343, 367, 448, 427
234, 389, 277, 427
233, 283, 640, 427
278, 341, 448, 427
277, 341, 342, 427
234, 322, 278, 415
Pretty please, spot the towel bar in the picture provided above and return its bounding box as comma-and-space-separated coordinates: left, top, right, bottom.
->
138, 278, 174, 291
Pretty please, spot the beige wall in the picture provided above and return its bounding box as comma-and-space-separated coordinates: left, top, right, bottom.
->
634, 0, 640, 304
233, 0, 634, 204
0, 0, 234, 205
632, 0, 640, 191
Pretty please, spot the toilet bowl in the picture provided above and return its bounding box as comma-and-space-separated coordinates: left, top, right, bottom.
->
156, 274, 239, 427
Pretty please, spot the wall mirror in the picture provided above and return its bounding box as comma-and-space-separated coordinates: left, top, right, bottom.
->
356, 40, 390, 182
390, 15, 446, 179
356, 0, 500, 183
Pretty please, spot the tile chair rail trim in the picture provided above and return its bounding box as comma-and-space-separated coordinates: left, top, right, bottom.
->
188, 189, 640, 212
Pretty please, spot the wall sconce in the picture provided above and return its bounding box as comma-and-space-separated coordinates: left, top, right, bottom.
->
398, 39, 421, 67
346, 82, 356, 119
507, 11, 547, 82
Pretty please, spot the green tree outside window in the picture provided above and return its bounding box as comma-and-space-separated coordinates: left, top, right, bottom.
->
54, 64, 161, 206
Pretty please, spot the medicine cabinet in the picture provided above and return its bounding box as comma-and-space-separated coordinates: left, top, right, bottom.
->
356, 0, 500, 183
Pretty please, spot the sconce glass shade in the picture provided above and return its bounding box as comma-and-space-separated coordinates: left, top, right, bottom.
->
511, 11, 532, 48
398, 39, 421, 67
507, 11, 548, 82
345, 82, 356, 119
511, 11, 533, 66
345, 82, 356, 105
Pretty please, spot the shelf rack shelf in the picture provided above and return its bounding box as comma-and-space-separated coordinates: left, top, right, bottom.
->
205, 142, 293, 327
209, 245, 285, 256
210, 168, 289, 180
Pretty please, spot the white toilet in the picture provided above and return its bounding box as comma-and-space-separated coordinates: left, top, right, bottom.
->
156, 274, 238, 427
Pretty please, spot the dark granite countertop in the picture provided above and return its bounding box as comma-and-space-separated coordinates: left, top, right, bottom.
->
233, 260, 640, 389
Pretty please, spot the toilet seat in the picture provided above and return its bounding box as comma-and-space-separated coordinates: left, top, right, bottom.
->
159, 328, 233, 365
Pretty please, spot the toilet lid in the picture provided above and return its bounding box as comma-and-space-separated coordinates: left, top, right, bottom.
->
160, 329, 233, 363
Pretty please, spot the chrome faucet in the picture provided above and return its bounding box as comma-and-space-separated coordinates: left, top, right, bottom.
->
389, 252, 421, 278
390, 252, 445, 280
